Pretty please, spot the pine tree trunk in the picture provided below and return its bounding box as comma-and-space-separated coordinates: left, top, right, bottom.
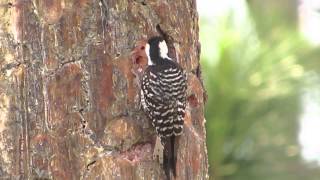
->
0, 0, 208, 179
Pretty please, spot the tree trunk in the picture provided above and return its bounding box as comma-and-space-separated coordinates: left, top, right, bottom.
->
0, 0, 208, 179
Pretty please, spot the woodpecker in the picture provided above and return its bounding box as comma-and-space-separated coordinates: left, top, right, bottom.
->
140, 36, 187, 179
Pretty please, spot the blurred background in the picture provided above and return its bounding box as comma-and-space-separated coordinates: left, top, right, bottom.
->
197, 0, 320, 179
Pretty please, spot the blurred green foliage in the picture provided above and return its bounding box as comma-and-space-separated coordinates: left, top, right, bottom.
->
200, 2, 320, 180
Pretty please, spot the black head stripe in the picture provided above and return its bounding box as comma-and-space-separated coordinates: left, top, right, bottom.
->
148, 36, 166, 63
148, 36, 165, 46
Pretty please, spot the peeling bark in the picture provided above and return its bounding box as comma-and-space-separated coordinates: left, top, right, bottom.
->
0, 0, 208, 179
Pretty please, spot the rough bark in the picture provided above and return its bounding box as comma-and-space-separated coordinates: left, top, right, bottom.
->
0, 0, 208, 179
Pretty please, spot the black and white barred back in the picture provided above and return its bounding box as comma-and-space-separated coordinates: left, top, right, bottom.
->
141, 60, 187, 140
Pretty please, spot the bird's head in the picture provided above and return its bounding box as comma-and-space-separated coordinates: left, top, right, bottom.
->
145, 36, 171, 65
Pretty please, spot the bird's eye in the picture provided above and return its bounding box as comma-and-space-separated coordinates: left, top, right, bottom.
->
140, 46, 145, 50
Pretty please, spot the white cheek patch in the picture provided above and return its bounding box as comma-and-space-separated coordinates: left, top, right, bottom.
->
145, 43, 153, 65
159, 41, 171, 60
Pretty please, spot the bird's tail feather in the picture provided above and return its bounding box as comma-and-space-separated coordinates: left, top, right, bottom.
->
163, 136, 177, 180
